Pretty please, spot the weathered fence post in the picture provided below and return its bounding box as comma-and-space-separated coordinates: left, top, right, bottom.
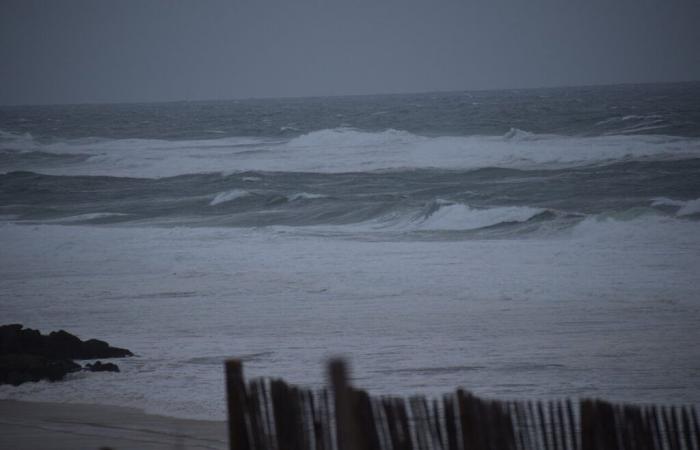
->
226, 359, 250, 450
581, 399, 620, 450
329, 358, 362, 450
223, 358, 700, 450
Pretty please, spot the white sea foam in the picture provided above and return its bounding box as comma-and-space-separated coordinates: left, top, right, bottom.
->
209, 189, 251, 205
2, 127, 699, 178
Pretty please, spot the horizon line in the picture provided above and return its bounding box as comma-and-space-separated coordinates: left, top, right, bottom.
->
2, 79, 699, 108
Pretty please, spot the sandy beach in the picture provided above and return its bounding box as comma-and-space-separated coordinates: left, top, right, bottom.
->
0, 400, 227, 450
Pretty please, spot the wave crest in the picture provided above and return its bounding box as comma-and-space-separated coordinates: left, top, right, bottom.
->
210, 189, 251, 206
414, 203, 546, 231
287, 127, 417, 148
502, 128, 537, 140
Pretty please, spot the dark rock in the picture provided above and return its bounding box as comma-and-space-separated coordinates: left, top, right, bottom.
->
0, 324, 132, 386
84, 361, 120, 372
81, 338, 132, 359
0, 354, 81, 386
0, 324, 133, 360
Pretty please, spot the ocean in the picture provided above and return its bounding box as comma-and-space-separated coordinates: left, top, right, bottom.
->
1, 82, 699, 419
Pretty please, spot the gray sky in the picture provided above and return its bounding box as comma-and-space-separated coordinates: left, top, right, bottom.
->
1, 0, 699, 105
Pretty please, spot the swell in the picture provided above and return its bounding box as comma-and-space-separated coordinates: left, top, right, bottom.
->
2, 82, 699, 142
2, 127, 700, 177
2, 159, 699, 236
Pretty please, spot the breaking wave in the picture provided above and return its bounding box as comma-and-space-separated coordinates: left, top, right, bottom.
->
413, 202, 547, 231
651, 197, 700, 216
334, 201, 557, 234
2, 127, 700, 177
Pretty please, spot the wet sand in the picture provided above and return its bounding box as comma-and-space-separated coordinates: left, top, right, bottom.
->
0, 399, 227, 450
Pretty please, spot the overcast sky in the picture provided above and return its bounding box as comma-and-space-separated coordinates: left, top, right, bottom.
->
1, 0, 699, 105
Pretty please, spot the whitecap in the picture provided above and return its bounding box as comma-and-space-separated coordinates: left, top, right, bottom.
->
2, 127, 700, 177
288, 192, 327, 201
209, 189, 251, 206
651, 197, 686, 208
502, 128, 536, 140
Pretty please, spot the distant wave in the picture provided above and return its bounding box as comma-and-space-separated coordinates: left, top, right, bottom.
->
7, 189, 699, 240
336, 200, 555, 233
651, 197, 700, 216
45, 212, 129, 223
210, 189, 251, 205
208, 190, 326, 207
288, 192, 327, 201
413, 202, 546, 231
595, 114, 664, 126
259, 201, 700, 241
2, 127, 700, 178
595, 114, 672, 135
287, 127, 417, 148
272, 127, 700, 175
502, 127, 537, 140
570, 213, 699, 244
0, 149, 91, 170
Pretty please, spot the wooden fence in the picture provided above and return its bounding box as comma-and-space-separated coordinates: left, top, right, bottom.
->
225, 359, 700, 450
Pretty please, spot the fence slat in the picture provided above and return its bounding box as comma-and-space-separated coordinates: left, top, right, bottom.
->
690, 408, 700, 450
355, 389, 382, 450
442, 396, 458, 450
431, 398, 445, 450
322, 389, 335, 450
247, 380, 264, 450
555, 401, 569, 450
457, 390, 477, 450
226, 359, 251, 450
681, 407, 695, 450
647, 406, 664, 450
396, 398, 415, 450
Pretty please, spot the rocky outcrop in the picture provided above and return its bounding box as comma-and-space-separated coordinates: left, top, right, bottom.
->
84, 361, 120, 372
0, 354, 81, 385
0, 324, 132, 386
0, 324, 133, 359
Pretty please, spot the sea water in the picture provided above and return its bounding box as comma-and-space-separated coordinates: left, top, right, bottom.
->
1, 82, 699, 419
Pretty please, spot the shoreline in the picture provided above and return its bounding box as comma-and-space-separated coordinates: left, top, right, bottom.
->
0, 399, 227, 450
